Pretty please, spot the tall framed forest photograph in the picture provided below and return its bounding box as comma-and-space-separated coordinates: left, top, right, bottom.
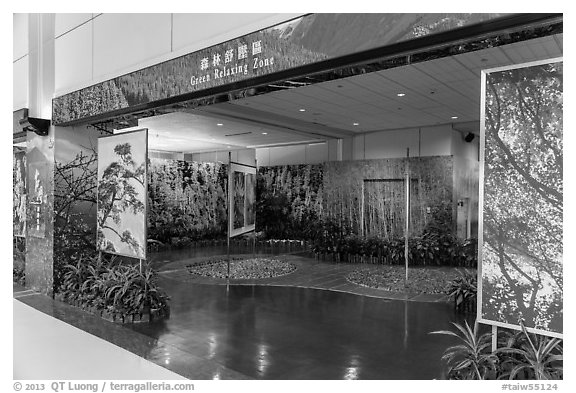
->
229, 162, 256, 238
97, 129, 148, 259
479, 58, 563, 337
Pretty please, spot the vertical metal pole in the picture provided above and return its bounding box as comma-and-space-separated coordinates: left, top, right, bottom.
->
227, 152, 231, 280
254, 159, 258, 259
139, 258, 143, 274
360, 181, 365, 237
491, 325, 498, 352
405, 148, 410, 282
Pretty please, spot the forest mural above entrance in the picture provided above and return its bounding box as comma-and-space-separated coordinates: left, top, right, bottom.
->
52, 13, 504, 125
480, 59, 563, 336
97, 129, 148, 259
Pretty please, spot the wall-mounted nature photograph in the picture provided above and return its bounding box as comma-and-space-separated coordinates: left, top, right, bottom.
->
147, 158, 228, 244
245, 172, 256, 226
229, 163, 256, 238
480, 60, 563, 335
27, 149, 50, 239
97, 129, 148, 259
13, 148, 27, 237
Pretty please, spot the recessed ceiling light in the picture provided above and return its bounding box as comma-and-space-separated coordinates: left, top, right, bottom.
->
353, 122, 359, 126
451, 116, 459, 119
397, 93, 406, 97
217, 123, 223, 126
299, 108, 306, 112
262, 132, 268, 135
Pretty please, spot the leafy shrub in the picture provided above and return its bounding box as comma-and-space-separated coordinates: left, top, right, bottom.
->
58, 255, 170, 322
432, 320, 563, 380
446, 269, 477, 312
431, 321, 498, 380
496, 322, 563, 380
312, 228, 477, 268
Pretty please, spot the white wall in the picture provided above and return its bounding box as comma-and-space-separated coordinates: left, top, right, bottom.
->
451, 128, 480, 161
189, 148, 256, 166
256, 124, 466, 166
255, 140, 339, 166
14, 13, 304, 111
13, 13, 29, 111
50, 13, 303, 97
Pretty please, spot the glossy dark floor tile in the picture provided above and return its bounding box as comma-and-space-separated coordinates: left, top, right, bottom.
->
128, 277, 470, 380
16, 249, 467, 380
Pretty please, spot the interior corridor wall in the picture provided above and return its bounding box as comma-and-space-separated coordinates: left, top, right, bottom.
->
255, 123, 479, 165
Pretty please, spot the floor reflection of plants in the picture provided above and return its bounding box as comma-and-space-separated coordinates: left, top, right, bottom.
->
431, 321, 563, 380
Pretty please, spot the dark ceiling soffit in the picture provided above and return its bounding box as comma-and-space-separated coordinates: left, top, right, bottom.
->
56, 13, 562, 128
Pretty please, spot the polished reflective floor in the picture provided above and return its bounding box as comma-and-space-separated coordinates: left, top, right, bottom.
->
15, 251, 470, 380
129, 277, 468, 379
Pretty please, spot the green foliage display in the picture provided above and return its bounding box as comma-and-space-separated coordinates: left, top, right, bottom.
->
496, 322, 563, 380
446, 269, 478, 312
431, 321, 563, 380
312, 230, 477, 268
148, 158, 228, 244
431, 321, 498, 380
58, 254, 170, 322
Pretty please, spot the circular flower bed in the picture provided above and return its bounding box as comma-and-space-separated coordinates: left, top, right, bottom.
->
186, 257, 297, 279
346, 266, 460, 294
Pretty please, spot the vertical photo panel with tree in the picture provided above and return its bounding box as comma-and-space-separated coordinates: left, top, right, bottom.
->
97, 129, 148, 259
13, 147, 27, 237
480, 59, 563, 336
229, 162, 256, 238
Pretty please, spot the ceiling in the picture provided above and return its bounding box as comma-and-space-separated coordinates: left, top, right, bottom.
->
125, 32, 562, 154
119, 111, 324, 153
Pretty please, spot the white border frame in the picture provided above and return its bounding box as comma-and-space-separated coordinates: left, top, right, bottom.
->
478, 57, 563, 339
228, 161, 257, 239
96, 128, 148, 260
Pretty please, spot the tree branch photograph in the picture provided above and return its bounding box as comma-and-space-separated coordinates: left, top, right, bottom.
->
97, 130, 148, 259
481, 60, 563, 335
